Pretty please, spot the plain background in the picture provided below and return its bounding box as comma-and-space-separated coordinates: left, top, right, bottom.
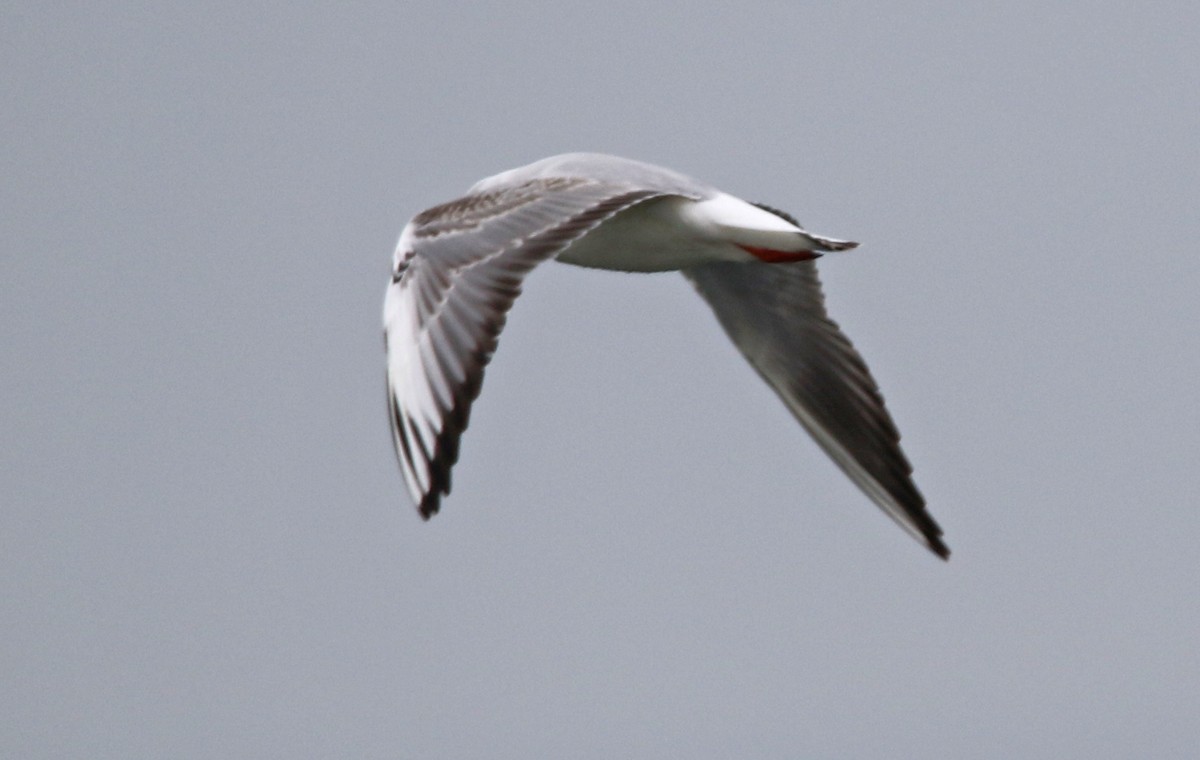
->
4, 2, 1198, 757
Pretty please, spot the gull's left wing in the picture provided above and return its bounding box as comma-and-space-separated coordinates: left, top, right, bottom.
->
384, 177, 687, 517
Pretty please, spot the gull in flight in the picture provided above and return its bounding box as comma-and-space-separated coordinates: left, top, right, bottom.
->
383, 153, 949, 559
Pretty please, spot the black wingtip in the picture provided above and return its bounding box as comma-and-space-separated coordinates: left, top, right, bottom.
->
418, 496, 440, 521
929, 537, 951, 561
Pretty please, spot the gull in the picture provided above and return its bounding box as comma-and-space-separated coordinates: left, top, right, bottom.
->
383, 153, 949, 559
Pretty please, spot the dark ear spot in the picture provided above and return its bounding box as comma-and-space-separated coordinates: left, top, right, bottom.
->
392, 249, 415, 282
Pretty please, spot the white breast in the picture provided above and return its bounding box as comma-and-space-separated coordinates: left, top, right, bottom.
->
554, 195, 759, 272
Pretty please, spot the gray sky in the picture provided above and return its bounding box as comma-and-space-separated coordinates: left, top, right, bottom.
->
4, 2, 1198, 758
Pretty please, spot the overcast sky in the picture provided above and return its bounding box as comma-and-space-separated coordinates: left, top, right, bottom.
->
4, 2, 1199, 758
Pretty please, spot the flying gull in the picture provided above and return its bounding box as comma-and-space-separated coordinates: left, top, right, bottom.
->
383, 153, 949, 559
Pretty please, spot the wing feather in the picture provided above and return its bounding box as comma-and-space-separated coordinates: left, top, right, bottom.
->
385, 178, 682, 517
683, 260, 949, 559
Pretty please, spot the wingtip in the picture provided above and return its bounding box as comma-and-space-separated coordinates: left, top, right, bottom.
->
418, 497, 440, 520
928, 537, 951, 561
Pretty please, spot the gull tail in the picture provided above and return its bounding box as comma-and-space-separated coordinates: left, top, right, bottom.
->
750, 202, 858, 252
